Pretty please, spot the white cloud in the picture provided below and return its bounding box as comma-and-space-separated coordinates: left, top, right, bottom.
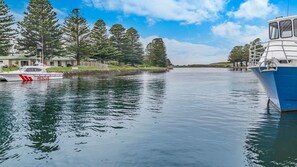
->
53, 8, 67, 17
212, 22, 268, 44
83, 0, 227, 24
228, 0, 278, 19
141, 36, 228, 65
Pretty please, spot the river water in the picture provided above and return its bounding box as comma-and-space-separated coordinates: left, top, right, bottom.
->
0, 68, 296, 167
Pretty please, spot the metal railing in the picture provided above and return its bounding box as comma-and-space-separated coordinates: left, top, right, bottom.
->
249, 39, 297, 66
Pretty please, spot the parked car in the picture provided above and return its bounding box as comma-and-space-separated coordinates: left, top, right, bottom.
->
66, 64, 73, 67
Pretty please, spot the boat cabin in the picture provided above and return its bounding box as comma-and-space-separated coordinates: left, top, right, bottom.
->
20, 66, 47, 73
269, 16, 297, 40
249, 15, 297, 66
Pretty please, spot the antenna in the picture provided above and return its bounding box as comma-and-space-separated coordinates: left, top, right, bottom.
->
287, 0, 289, 16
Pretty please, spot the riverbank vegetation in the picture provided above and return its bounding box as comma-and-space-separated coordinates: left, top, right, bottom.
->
174, 62, 232, 68
0, 0, 172, 68
228, 38, 263, 67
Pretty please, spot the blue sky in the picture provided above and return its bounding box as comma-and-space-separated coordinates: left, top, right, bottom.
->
5, 0, 297, 65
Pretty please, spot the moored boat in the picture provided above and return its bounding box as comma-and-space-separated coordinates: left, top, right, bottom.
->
249, 15, 297, 112
0, 66, 63, 82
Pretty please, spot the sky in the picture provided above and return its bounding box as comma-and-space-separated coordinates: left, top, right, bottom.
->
5, 0, 297, 65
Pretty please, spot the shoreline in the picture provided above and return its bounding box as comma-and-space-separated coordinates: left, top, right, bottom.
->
61, 68, 169, 78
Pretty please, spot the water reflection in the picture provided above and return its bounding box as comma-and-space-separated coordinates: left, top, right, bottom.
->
145, 74, 166, 113
0, 74, 167, 165
25, 82, 64, 160
0, 88, 17, 163
245, 112, 297, 167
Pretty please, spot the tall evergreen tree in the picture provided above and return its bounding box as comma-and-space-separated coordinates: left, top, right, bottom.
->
18, 0, 64, 61
109, 24, 127, 63
63, 8, 90, 65
228, 46, 243, 67
125, 27, 144, 65
146, 38, 167, 67
0, 0, 15, 56
90, 19, 119, 62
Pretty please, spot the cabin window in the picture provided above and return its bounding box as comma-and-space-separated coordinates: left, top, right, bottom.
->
280, 20, 292, 38
25, 68, 42, 72
294, 19, 297, 37
269, 22, 279, 39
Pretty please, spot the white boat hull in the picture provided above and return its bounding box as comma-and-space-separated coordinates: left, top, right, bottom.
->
0, 73, 63, 82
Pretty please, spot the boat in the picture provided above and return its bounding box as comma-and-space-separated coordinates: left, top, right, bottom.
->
0, 65, 63, 82
249, 15, 297, 112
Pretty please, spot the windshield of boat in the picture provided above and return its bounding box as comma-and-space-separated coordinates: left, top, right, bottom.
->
25, 68, 43, 72
280, 20, 292, 38
20, 67, 43, 72
269, 22, 279, 39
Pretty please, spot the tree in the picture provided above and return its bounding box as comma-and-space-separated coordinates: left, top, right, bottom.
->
228, 46, 243, 67
166, 58, 173, 67
18, 0, 64, 61
63, 8, 90, 65
146, 38, 167, 67
242, 44, 250, 66
90, 19, 119, 62
125, 27, 144, 65
109, 24, 127, 63
0, 0, 15, 56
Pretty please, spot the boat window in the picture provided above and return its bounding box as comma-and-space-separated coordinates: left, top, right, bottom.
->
280, 20, 292, 38
294, 19, 297, 37
269, 22, 279, 39
25, 68, 42, 72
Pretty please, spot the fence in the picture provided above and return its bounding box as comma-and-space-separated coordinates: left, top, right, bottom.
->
81, 61, 108, 70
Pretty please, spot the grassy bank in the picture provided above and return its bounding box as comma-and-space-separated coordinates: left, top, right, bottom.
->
47, 65, 167, 72
2, 65, 169, 77
2, 67, 19, 72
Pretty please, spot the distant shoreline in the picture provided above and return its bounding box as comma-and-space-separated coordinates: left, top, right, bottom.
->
174, 62, 247, 69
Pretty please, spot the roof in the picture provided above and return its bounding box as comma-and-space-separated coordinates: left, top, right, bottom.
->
269, 15, 297, 23
0, 54, 38, 60
0, 55, 76, 61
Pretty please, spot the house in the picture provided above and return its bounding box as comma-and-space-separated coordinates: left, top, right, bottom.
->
0, 54, 38, 67
0, 54, 77, 67
48, 56, 77, 67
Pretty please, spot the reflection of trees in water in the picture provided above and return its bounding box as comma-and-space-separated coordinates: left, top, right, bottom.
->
25, 84, 64, 159
146, 77, 166, 113
245, 113, 297, 167
0, 91, 17, 163
65, 77, 142, 136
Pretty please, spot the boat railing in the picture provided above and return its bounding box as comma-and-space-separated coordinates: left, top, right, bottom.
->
249, 39, 297, 66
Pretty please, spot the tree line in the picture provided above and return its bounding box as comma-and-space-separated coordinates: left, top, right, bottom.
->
228, 38, 262, 67
0, 0, 170, 67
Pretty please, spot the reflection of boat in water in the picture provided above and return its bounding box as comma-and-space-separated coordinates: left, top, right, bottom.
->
245, 112, 297, 166
249, 16, 297, 112
0, 66, 63, 82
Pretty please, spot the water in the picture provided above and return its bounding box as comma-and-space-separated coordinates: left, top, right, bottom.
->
0, 68, 296, 167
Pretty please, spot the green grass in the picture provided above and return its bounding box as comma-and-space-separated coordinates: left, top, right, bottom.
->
2, 67, 19, 72
47, 65, 167, 72
47, 66, 103, 72
1, 65, 167, 73
108, 65, 167, 70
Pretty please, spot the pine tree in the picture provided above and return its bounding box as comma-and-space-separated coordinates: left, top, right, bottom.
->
18, 0, 64, 61
0, 0, 15, 56
90, 19, 119, 62
63, 8, 90, 65
125, 27, 144, 65
109, 24, 127, 63
146, 38, 167, 67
